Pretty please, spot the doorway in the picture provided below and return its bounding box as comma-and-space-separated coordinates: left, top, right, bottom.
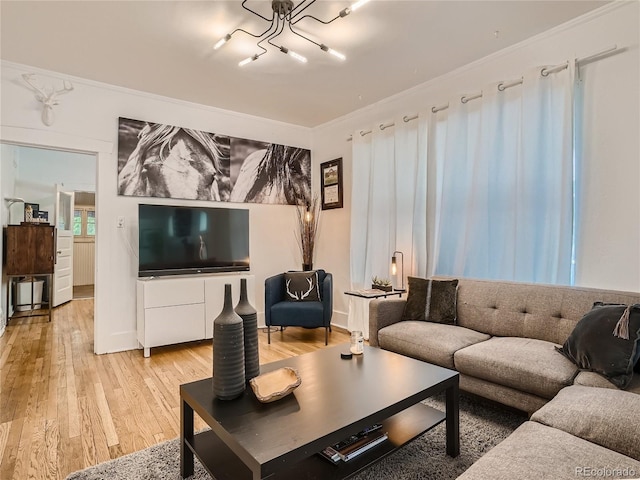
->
72, 191, 96, 299
1, 144, 97, 314
0, 127, 111, 353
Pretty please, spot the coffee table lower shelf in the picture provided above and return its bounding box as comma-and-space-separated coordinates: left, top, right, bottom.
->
186, 402, 445, 480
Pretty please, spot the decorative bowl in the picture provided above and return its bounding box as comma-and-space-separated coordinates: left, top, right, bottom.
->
249, 367, 302, 403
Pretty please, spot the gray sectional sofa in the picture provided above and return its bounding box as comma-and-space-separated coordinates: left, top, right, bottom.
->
458, 385, 640, 479
369, 277, 640, 478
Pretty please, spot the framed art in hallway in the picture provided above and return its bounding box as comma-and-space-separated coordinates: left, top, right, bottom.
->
24, 202, 39, 222
321, 158, 343, 210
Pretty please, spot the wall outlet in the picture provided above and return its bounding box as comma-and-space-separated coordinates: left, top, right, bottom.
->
117, 216, 125, 228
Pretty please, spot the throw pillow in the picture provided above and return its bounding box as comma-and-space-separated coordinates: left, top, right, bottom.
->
556, 303, 640, 389
284, 271, 321, 302
402, 277, 459, 324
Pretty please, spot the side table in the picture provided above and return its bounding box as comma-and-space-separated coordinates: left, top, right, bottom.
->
344, 289, 405, 339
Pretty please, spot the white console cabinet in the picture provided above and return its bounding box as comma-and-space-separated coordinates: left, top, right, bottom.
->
137, 274, 255, 357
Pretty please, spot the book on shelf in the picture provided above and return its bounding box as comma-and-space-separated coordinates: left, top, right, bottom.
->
337, 430, 388, 462
330, 423, 383, 452
318, 424, 387, 464
318, 446, 341, 464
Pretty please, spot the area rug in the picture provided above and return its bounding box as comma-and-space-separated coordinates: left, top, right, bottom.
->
66, 393, 526, 480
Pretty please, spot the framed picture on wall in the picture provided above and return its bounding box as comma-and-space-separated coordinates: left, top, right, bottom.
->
320, 158, 343, 210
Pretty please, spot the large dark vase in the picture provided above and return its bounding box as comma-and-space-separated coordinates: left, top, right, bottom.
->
213, 284, 245, 400
235, 278, 260, 381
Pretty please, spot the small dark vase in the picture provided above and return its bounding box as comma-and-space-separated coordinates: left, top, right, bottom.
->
302, 263, 313, 271
235, 278, 260, 381
213, 284, 245, 400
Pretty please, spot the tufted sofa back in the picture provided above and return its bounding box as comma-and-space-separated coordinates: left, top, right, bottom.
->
450, 278, 640, 345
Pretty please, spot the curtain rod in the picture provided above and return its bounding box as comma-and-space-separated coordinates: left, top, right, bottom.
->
348, 45, 619, 141
431, 44, 618, 114
346, 114, 419, 141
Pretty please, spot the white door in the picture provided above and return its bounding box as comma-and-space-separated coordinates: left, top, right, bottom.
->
54, 185, 74, 307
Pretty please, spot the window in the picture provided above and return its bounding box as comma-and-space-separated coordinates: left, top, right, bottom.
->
74, 207, 96, 239
432, 69, 574, 285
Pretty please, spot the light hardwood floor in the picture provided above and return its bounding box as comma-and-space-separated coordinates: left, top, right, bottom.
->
0, 299, 350, 480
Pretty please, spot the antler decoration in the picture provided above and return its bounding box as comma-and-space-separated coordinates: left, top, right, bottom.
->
286, 279, 299, 300
286, 278, 315, 301
22, 73, 74, 126
299, 278, 315, 300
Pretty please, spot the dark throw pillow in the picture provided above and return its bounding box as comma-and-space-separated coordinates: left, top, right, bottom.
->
284, 271, 321, 302
556, 303, 640, 389
402, 277, 459, 324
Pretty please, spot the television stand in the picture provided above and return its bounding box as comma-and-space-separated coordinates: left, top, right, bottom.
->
136, 274, 255, 357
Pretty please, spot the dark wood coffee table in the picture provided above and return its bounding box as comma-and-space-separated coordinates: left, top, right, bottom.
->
180, 343, 459, 480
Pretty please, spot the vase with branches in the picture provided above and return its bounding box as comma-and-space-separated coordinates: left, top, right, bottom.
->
295, 196, 320, 271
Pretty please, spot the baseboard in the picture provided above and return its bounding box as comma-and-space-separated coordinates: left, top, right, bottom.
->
100, 330, 140, 355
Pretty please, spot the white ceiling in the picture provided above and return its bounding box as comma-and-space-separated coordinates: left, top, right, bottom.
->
1, 1, 609, 127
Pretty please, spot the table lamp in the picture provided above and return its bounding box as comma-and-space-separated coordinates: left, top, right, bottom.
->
391, 251, 405, 292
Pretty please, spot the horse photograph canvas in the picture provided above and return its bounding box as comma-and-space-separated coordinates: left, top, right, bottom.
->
117, 117, 311, 205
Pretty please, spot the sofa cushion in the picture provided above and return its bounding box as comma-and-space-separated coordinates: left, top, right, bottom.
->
573, 371, 640, 395
460, 373, 549, 415
284, 271, 321, 302
457, 421, 640, 480
270, 301, 324, 327
378, 321, 490, 369
459, 374, 548, 415
556, 303, 640, 388
451, 277, 640, 345
402, 277, 458, 324
454, 337, 578, 399
531, 385, 640, 461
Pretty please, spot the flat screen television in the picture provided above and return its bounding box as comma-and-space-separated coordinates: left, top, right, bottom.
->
138, 204, 250, 277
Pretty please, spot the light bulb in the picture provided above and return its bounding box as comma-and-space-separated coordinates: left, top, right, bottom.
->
350, 0, 371, 12
328, 48, 346, 61
280, 46, 307, 64
320, 44, 346, 61
239, 54, 259, 67
391, 263, 397, 275
214, 34, 231, 50
288, 50, 308, 63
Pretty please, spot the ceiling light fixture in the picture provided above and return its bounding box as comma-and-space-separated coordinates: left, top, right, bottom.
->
215, 0, 371, 66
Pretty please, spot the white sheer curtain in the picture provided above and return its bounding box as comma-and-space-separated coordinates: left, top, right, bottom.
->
434, 64, 575, 284
349, 113, 428, 337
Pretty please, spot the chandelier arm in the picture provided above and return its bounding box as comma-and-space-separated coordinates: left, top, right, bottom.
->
230, 24, 274, 40
254, 20, 280, 53
290, 0, 317, 20
291, 12, 341, 26
241, 0, 273, 22
288, 23, 321, 48
255, 43, 268, 58
266, 16, 287, 50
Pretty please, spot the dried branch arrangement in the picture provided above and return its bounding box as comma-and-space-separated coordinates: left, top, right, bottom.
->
295, 196, 320, 268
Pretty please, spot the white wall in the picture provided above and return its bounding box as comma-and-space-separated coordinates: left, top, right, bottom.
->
312, 1, 639, 329
1, 144, 19, 335
1, 63, 312, 353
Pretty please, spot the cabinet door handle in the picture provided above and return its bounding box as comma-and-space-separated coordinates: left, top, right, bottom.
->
57, 250, 62, 254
